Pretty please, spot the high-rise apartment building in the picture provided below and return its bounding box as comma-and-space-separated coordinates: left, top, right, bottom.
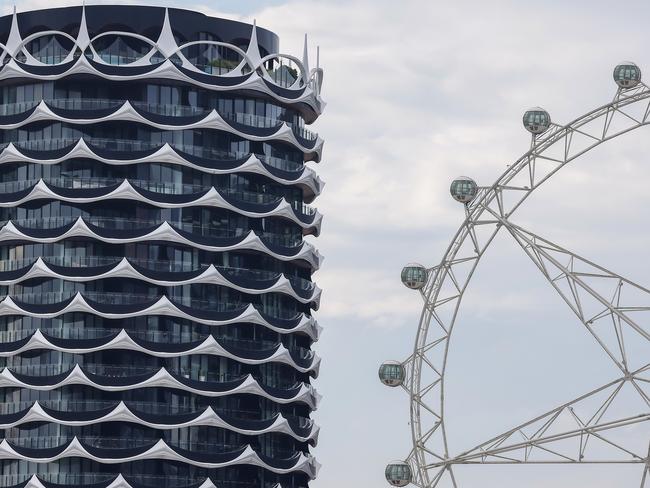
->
0, 5, 324, 487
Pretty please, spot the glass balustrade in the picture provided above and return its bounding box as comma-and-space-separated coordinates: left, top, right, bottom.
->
0, 473, 299, 488
0, 400, 306, 422
95, 54, 146, 65
2, 291, 303, 320
0, 217, 303, 247
0, 177, 315, 215
1, 362, 247, 380
8, 137, 304, 172
0, 326, 279, 348
0, 362, 308, 392
5, 436, 251, 452
0, 98, 318, 142
0, 177, 314, 213
220, 112, 281, 129
0, 100, 39, 116
46, 98, 124, 111
291, 125, 318, 143
131, 101, 208, 117
0, 256, 315, 291
0, 325, 313, 360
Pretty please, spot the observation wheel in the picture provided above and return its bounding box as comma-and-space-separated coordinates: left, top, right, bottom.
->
380, 62, 650, 487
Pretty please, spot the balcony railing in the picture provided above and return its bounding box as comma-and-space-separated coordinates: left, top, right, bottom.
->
0, 100, 39, 116
0, 324, 315, 362
0, 400, 300, 421
131, 100, 208, 117
5, 436, 253, 452
4, 291, 302, 318
0, 217, 303, 247
47, 98, 124, 111
0, 255, 315, 293
220, 111, 281, 129
0, 97, 318, 143
6, 138, 304, 172
291, 124, 318, 143
3, 290, 306, 324
0, 363, 306, 392
0, 325, 281, 347
1, 362, 246, 379
0, 474, 304, 488
0, 177, 316, 215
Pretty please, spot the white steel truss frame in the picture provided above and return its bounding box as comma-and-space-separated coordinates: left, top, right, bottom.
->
400, 82, 650, 487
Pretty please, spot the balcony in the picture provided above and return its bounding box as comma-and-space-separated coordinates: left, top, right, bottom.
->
5, 138, 305, 173
0, 217, 304, 248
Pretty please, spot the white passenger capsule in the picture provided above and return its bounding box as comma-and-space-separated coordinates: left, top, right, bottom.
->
385, 461, 412, 487
379, 361, 405, 387
450, 176, 478, 204
401, 263, 427, 290
523, 107, 551, 134
613, 62, 641, 88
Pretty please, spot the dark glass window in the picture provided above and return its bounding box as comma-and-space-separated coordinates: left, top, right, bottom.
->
24, 34, 74, 64
92, 34, 152, 65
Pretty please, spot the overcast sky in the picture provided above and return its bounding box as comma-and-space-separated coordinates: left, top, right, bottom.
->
3, 0, 650, 486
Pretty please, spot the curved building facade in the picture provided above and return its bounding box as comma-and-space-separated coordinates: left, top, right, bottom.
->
0, 5, 324, 488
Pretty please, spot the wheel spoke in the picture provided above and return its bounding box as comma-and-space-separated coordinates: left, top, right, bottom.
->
641, 443, 650, 487
442, 376, 649, 466
479, 211, 650, 374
